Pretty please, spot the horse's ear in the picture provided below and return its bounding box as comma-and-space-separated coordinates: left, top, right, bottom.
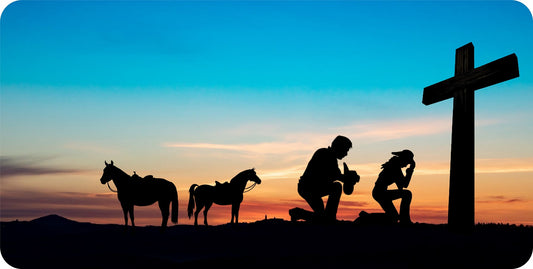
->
111, 160, 114, 166
105, 161, 108, 166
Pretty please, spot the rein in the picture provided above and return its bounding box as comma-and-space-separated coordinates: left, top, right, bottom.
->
107, 181, 118, 193
243, 182, 257, 193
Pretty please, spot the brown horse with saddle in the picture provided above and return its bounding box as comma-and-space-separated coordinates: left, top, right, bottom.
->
188, 168, 262, 226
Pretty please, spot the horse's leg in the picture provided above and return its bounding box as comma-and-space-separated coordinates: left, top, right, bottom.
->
159, 200, 170, 228
129, 206, 135, 227
122, 205, 129, 227
232, 202, 241, 224
203, 202, 212, 226
194, 201, 204, 226
231, 204, 234, 224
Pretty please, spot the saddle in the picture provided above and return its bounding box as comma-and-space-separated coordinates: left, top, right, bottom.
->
214, 181, 235, 203
132, 171, 153, 180
215, 181, 231, 191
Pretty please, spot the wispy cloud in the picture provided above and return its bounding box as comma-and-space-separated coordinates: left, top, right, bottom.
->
63, 142, 120, 155
476, 158, 533, 174
339, 117, 503, 142
337, 117, 453, 142
164, 141, 311, 155
164, 117, 457, 155
260, 165, 305, 180
477, 195, 527, 204
0, 190, 133, 223
0, 156, 86, 178
169, 156, 533, 181
162, 117, 523, 181
389, 158, 533, 177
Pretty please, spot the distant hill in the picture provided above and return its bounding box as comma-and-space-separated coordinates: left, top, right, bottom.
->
30, 214, 79, 225
1, 215, 532, 268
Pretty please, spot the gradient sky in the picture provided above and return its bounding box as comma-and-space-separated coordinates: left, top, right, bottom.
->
1, 0, 532, 226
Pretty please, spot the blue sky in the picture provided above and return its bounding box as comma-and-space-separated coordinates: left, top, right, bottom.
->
1, 1, 532, 225
2, 1, 531, 144
2, 1, 531, 89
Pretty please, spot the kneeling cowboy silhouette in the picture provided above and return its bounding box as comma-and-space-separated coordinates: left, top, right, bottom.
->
290, 135, 359, 223
372, 150, 416, 224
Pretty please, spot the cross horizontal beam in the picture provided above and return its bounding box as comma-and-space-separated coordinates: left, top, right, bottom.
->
423, 53, 519, 105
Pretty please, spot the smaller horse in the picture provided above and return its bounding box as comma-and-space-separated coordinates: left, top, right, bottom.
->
187, 168, 261, 226
100, 161, 178, 229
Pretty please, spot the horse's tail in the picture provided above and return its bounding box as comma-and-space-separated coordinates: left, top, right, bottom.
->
171, 184, 179, 224
187, 184, 198, 219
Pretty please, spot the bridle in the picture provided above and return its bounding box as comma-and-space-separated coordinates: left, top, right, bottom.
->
107, 181, 118, 193
243, 181, 258, 193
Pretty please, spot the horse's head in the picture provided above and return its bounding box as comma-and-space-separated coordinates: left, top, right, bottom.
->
228, 168, 262, 193
229, 168, 262, 187
246, 168, 262, 185
100, 160, 115, 184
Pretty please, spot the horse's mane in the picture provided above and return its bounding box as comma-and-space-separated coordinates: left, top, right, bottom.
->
229, 168, 254, 184
109, 165, 132, 180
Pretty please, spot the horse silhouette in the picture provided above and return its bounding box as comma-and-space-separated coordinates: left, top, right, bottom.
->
187, 168, 261, 226
99, 160, 178, 229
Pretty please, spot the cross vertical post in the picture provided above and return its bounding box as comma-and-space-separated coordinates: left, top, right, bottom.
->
449, 43, 475, 231
423, 43, 519, 233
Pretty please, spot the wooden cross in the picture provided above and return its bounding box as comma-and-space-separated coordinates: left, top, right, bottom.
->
423, 43, 519, 232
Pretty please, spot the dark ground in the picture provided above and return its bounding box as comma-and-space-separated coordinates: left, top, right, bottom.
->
1, 215, 532, 269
